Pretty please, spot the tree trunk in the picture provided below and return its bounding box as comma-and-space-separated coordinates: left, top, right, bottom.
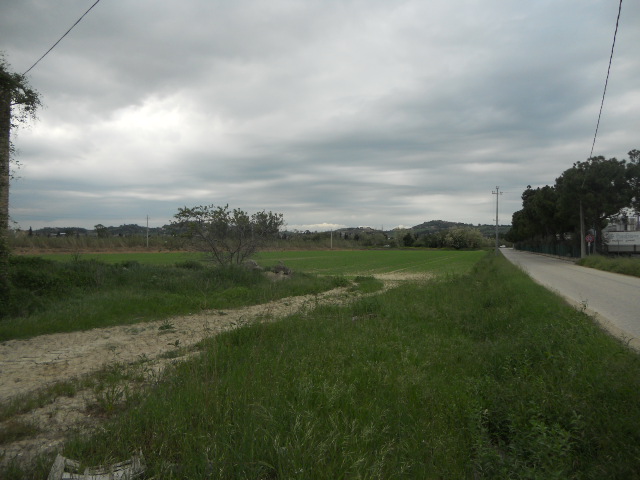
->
579, 200, 586, 259
0, 87, 11, 302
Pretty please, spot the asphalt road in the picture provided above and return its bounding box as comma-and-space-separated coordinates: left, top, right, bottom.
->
500, 248, 640, 349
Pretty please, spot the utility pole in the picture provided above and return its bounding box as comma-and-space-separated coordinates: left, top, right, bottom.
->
492, 186, 503, 255
146, 215, 149, 248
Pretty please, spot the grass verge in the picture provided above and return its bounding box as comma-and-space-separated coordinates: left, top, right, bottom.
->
9, 253, 639, 479
577, 254, 640, 278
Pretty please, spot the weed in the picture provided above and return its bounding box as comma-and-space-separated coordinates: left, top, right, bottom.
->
0, 420, 41, 445
86, 362, 148, 416
90, 383, 131, 415
158, 320, 175, 332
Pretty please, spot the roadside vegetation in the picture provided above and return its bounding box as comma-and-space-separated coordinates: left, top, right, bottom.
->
3, 253, 640, 478
577, 254, 640, 278
507, 150, 640, 257
0, 256, 348, 341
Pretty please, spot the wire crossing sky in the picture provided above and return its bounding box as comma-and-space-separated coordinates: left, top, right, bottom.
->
22, 0, 102, 75
2, 1, 639, 231
589, 0, 623, 159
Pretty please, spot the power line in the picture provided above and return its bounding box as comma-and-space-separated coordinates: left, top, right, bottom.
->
589, 0, 622, 159
23, 0, 102, 75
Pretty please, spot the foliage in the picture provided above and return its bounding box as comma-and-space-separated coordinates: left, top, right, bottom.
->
1, 53, 42, 306
507, 150, 640, 249
555, 155, 633, 233
93, 224, 109, 238
509, 185, 562, 241
628, 149, 640, 213
172, 204, 284, 266
416, 226, 487, 249
0, 55, 41, 123
443, 227, 485, 249
391, 228, 413, 247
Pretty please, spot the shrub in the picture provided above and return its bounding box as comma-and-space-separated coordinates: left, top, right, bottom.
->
175, 260, 205, 270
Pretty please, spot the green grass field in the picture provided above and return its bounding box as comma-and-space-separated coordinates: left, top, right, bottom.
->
3, 250, 640, 478
37, 249, 484, 276
256, 249, 483, 276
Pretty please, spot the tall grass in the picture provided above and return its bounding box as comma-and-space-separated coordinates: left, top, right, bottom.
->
578, 254, 640, 278
30, 253, 640, 479
0, 257, 347, 341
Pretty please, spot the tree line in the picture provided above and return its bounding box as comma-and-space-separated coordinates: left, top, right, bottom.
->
507, 150, 640, 256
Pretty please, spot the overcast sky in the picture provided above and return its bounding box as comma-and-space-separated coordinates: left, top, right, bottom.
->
2, 0, 639, 231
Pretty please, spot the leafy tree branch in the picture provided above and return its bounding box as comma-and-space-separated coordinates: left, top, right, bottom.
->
172, 204, 284, 266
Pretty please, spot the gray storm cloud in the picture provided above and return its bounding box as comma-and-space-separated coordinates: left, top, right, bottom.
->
2, 0, 638, 230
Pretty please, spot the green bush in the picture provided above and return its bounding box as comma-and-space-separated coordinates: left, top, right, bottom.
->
174, 260, 205, 270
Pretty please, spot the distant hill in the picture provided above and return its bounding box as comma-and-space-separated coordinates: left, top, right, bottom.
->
411, 220, 473, 234
411, 220, 511, 237
30, 224, 170, 237
26, 220, 511, 238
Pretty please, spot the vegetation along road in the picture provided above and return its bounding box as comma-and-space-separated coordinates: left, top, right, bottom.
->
501, 248, 640, 349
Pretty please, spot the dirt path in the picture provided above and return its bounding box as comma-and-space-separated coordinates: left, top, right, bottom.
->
0, 286, 352, 404
1, 275, 427, 467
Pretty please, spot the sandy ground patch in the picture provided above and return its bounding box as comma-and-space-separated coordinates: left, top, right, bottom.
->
0, 273, 428, 468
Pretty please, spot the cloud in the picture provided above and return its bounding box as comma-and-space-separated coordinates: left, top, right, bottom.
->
2, 0, 639, 230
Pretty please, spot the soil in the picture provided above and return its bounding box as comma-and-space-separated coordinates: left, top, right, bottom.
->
0, 272, 429, 468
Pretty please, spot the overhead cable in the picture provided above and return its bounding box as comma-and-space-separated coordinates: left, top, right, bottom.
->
589, 0, 622, 158
23, 0, 102, 75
